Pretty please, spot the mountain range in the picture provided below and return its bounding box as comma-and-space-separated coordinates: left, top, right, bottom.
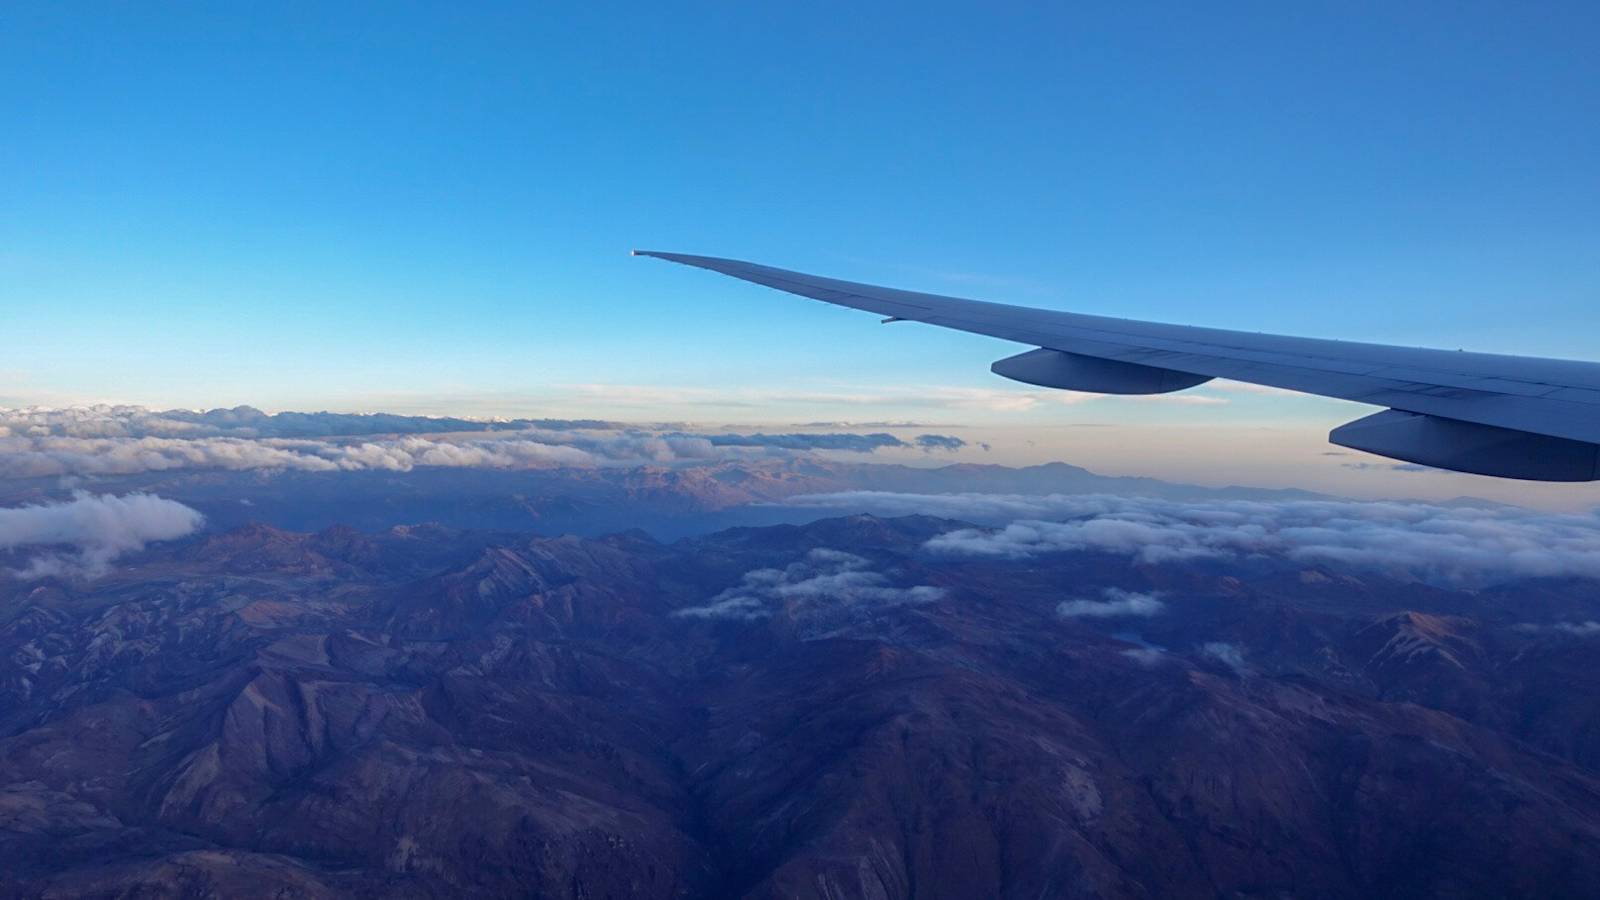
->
0, 458, 1323, 540
4, 513, 1599, 897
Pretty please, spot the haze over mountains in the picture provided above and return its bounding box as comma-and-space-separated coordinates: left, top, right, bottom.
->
0, 405, 1324, 541
3, 407, 1600, 898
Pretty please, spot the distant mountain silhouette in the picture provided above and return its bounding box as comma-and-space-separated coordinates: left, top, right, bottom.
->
0, 458, 1329, 540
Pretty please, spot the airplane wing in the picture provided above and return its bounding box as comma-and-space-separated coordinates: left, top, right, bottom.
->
635, 250, 1600, 481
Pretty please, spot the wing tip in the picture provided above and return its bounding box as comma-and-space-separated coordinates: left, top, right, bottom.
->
632, 249, 718, 268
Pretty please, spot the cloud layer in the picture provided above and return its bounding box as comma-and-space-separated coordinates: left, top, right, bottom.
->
0, 404, 611, 440
780, 491, 1600, 584
0, 407, 970, 478
0, 492, 204, 578
674, 548, 943, 624
684, 431, 965, 453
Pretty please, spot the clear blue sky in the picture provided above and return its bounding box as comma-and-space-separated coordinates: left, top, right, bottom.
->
4, 2, 1597, 448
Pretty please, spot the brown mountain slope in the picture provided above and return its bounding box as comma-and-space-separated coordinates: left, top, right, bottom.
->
3, 517, 1600, 898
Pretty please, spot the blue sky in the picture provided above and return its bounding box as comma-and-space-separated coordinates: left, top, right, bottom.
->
4, 2, 1598, 496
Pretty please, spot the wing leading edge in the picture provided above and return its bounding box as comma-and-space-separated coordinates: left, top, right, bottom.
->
635, 250, 1600, 481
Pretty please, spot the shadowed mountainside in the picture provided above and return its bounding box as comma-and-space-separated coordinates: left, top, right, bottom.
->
3, 516, 1600, 898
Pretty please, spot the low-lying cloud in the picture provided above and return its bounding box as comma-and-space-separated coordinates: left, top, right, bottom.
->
0, 407, 969, 478
1201, 641, 1249, 673
684, 431, 963, 453
780, 491, 1600, 584
673, 548, 944, 625
0, 404, 611, 440
0, 492, 204, 578
1057, 588, 1165, 619
1515, 621, 1600, 637
1343, 462, 1429, 473
0, 434, 601, 478
1120, 647, 1167, 667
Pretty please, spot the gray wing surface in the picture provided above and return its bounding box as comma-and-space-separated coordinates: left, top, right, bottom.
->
635, 250, 1600, 481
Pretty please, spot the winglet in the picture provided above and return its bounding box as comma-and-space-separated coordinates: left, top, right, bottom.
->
632, 249, 708, 265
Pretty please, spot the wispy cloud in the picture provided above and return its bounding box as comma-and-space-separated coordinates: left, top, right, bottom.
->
1515, 621, 1600, 637
1209, 380, 1304, 398
0, 492, 204, 578
1120, 647, 1168, 667
1123, 394, 1230, 407
569, 383, 1058, 412
1343, 462, 1430, 473
1200, 641, 1249, 673
564, 382, 1225, 413
673, 548, 943, 626
1057, 587, 1166, 619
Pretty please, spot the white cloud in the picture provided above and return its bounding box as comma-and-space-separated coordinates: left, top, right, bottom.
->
569, 382, 1066, 413
1209, 380, 1304, 398
0, 407, 959, 478
1120, 647, 1167, 667
0, 404, 606, 440
1123, 394, 1230, 407
0, 492, 204, 578
779, 491, 1600, 585
1200, 641, 1248, 673
565, 382, 1226, 413
1516, 620, 1600, 636
1057, 588, 1166, 619
674, 548, 943, 624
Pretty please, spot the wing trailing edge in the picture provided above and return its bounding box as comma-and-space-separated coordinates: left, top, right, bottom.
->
636, 250, 1600, 481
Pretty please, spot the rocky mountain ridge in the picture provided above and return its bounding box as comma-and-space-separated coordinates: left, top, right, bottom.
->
3, 516, 1599, 898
